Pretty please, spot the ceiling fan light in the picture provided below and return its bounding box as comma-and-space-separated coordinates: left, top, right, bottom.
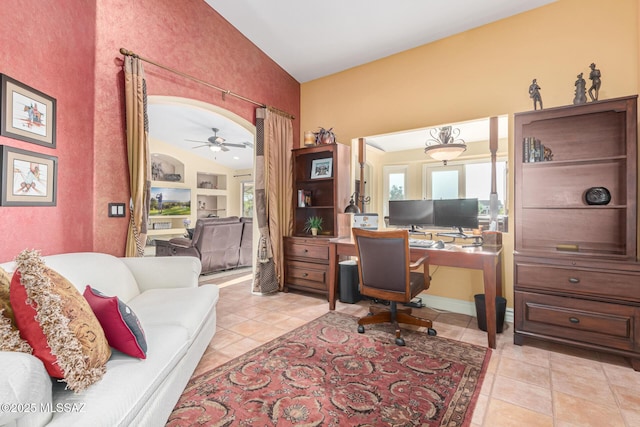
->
209, 145, 222, 152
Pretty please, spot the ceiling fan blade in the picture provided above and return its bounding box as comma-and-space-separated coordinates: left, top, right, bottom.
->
185, 139, 209, 143
222, 143, 247, 148
242, 141, 254, 148
221, 146, 231, 152
191, 144, 210, 149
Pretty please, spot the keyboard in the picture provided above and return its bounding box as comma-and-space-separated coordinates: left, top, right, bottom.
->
408, 238, 435, 248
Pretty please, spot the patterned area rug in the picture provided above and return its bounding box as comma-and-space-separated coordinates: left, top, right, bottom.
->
168, 311, 490, 426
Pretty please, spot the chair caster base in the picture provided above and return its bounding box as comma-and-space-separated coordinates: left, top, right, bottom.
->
357, 325, 365, 334
427, 328, 437, 336
395, 337, 406, 346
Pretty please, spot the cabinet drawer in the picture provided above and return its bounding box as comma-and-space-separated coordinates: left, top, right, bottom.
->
515, 263, 640, 302
515, 291, 639, 351
285, 240, 329, 261
285, 261, 328, 292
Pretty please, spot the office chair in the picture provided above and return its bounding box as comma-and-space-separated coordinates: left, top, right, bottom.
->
352, 228, 437, 346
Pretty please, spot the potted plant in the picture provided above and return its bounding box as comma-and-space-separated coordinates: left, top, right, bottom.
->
304, 216, 323, 236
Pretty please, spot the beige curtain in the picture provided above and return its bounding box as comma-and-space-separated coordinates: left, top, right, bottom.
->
123, 56, 150, 257
253, 108, 294, 293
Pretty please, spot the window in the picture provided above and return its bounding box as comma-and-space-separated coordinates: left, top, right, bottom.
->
382, 165, 407, 215
423, 160, 508, 229
425, 165, 465, 199
241, 181, 254, 217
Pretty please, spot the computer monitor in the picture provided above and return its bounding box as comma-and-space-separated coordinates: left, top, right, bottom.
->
388, 199, 434, 232
433, 198, 479, 234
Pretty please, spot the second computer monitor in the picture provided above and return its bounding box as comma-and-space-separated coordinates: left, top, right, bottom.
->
433, 198, 479, 231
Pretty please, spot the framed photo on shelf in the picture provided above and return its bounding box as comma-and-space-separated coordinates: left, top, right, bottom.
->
310, 158, 333, 179
0, 145, 57, 206
1, 74, 56, 148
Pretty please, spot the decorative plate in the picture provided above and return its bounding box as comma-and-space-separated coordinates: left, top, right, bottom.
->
585, 187, 611, 205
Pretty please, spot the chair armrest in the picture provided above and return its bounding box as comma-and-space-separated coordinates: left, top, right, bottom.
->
120, 256, 202, 292
409, 255, 428, 270
167, 237, 192, 248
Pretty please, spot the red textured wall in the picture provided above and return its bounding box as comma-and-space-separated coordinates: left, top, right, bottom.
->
0, 0, 300, 262
0, 0, 97, 262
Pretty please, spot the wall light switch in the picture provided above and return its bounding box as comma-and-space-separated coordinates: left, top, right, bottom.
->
108, 203, 126, 217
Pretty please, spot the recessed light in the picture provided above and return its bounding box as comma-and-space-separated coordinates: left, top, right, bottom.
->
233, 156, 239, 160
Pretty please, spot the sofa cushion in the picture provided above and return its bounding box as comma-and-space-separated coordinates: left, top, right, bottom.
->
0, 352, 53, 427
127, 284, 218, 338
10, 250, 111, 392
39, 252, 141, 303
48, 324, 189, 427
83, 286, 148, 359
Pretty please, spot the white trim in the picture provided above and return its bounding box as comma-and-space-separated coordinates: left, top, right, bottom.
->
382, 165, 408, 216
418, 293, 514, 324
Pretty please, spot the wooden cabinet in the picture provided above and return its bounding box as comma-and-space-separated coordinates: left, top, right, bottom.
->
284, 143, 351, 295
513, 95, 640, 369
284, 237, 330, 295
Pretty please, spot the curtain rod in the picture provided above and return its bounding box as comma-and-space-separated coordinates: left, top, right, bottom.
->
119, 48, 295, 119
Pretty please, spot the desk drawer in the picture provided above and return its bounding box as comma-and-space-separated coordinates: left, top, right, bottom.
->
285, 260, 328, 292
285, 239, 329, 262
515, 291, 638, 351
515, 262, 640, 302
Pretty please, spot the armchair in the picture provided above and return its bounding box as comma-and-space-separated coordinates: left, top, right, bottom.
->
352, 228, 437, 346
155, 217, 244, 274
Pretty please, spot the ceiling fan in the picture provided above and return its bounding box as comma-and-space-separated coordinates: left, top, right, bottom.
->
186, 128, 250, 152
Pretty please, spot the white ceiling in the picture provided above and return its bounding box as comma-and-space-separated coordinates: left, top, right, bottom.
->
148, 103, 254, 170
206, 0, 557, 83
366, 116, 509, 153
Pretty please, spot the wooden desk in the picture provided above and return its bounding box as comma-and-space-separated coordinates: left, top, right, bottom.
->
328, 237, 504, 349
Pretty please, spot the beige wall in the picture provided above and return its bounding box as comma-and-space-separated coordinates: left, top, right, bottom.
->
301, 0, 640, 307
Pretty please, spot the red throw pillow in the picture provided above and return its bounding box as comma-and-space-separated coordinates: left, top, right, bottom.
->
83, 286, 147, 359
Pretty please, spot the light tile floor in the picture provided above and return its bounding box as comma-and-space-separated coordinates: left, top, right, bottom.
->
193, 276, 640, 427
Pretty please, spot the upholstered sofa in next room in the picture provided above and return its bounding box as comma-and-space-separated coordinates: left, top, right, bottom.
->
0, 252, 218, 427
155, 216, 253, 274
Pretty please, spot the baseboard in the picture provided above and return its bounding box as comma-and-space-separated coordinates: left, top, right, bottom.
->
420, 294, 514, 324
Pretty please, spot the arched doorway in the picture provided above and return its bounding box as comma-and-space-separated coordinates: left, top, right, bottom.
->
146, 96, 256, 275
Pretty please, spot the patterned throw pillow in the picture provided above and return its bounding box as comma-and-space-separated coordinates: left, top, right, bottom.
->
10, 250, 111, 392
83, 285, 147, 359
0, 267, 15, 323
0, 267, 32, 353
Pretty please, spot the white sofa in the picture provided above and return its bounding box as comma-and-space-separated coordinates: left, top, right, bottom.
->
0, 252, 219, 427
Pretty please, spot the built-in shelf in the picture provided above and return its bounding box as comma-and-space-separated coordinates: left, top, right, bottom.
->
197, 172, 226, 190
151, 153, 184, 183
196, 194, 227, 218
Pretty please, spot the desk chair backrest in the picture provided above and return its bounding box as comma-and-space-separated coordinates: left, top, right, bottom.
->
352, 228, 413, 302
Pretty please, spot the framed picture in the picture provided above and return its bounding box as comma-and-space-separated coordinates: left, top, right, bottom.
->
1, 74, 56, 148
0, 145, 57, 206
310, 158, 333, 179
